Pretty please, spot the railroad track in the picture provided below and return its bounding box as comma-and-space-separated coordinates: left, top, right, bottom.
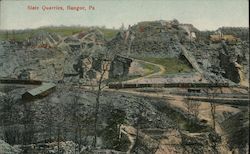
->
187, 96, 249, 106
0, 78, 42, 85
173, 92, 249, 99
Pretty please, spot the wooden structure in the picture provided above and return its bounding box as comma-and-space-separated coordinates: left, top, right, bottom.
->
210, 34, 239, 44
109, 55, 133, 78
22, 83, 56, 101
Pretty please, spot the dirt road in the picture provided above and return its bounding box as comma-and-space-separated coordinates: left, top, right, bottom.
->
125, 58, 166, 83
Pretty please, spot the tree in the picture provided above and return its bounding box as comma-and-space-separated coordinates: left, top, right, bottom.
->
69, 88, 94, 153
134, 104, 142, 154
1, 95, 22, 145
92, 51, 113, 148
204, 88, 218, 131
22, 101, 35, 145
43, 97, 54, 143
51, 96, 66, 154
133, 99, 148, 154
120, 23, 125, 31
204, 87, 222, 153
103, 108, 126, 149
71, 93, 82, 153
184, 95, 201, 119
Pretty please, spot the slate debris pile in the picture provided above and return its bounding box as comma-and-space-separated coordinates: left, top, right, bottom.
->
185, 34, 249, 83
0, 41, 65, 81
108, 20, 195, 57
108, 20, 249, 84
57, 29, 107, 82
25, 31, 62, 48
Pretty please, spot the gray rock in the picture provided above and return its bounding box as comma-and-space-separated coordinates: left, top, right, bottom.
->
0, 139, 22, 154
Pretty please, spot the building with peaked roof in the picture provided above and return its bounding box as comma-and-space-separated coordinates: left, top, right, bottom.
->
22, 83, 56, 101
109, 55, 133, 79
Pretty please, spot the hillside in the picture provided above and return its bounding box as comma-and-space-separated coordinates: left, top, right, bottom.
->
108, 20, 249, 85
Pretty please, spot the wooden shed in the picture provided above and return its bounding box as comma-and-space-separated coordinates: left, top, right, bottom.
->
22, 83, 56, 101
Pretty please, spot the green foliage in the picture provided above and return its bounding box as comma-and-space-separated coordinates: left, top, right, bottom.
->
138, 57, 193, 74
140, 62, 160, 75
107, 109, 126, 126
0, 26, 118, 41
101, 28, 119, 40
0, 31, 35, 41
102, 109, 129, 151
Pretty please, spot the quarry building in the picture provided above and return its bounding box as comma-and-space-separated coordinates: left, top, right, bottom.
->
22, 83, 56, 101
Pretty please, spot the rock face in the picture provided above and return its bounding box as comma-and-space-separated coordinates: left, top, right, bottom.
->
0, 41, 65, 81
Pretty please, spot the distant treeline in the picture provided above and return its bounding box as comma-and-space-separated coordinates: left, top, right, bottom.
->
0, 26, 119, 41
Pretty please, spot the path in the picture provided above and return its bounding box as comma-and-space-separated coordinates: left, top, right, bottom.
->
125, 58, 165, 83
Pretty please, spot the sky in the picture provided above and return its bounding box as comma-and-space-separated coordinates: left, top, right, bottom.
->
0, 0, 249, 30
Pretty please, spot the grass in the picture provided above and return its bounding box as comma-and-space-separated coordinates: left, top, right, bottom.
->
139, 61, 160, 75
135, 56, 193, 75
0, 26, 119, 41
107, 60, 159, 83
0, 32, 34, 41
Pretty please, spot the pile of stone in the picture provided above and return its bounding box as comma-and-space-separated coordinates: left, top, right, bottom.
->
57, 28, 133, 83
58, 28, 105, 53
25, 31, 62, 48
0, 42, 65, 81
108, 20, 193, 57
56, 29, 109, 83
184, 31, 249, 84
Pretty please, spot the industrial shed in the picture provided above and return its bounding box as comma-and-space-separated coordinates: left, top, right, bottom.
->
22, 83, 56, 101
109, 55, 133, 78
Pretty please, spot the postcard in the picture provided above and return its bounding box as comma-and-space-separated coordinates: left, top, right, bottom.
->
0, 0, 249, 153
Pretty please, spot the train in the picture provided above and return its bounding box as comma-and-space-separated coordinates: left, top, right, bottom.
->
108, 82, 229, 89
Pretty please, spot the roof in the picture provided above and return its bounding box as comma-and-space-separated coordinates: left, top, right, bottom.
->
27, 82, 56, 96
115, 55, 133, 63
210, 34, 221, 38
